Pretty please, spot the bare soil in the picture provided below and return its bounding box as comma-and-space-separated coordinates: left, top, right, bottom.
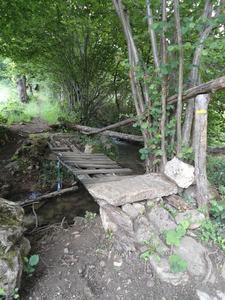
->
20, 217, 224, 300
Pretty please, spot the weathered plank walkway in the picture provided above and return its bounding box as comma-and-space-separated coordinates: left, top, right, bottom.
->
49, 135, 134, 190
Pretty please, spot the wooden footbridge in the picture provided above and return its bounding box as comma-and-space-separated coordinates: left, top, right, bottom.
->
48, 135, 134, 189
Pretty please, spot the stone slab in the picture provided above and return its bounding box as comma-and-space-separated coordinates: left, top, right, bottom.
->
88, 173, 178, 206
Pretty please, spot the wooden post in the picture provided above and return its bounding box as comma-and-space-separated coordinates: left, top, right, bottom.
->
194, 94, 209, 209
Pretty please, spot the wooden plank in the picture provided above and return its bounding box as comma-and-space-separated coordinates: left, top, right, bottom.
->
71, 168, 132, 175
60, 156, 114, 162
67, 162, 120, 169
52, 147, 70, 151
62, 159, 118, 165
58, 152, 106, 157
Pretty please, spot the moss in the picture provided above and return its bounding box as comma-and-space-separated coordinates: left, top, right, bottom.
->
0, 247, 17, 270
0, 204, 23, 227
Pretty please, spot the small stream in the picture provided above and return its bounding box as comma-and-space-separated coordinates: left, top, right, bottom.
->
23, 140, 144, 228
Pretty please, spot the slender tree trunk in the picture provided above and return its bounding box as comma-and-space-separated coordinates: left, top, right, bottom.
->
182, 0, 223, 146
17, 75, 28, 103
174, 0, 184, 154
146, 0, 160, 70
160, 0, 168, 169
194, 94, 209, 209
112, 0, 152, 172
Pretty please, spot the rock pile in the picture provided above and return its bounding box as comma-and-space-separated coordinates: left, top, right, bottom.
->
89, 157, 213, 286
0, 198, 30, 299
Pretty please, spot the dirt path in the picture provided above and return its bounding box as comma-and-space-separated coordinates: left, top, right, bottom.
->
8, 117, 51, 136
20, 217, 225, 300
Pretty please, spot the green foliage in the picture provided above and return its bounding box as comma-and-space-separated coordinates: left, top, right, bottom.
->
178, 146, 194, 163
84, 211, 97, 223
200, 219, 225, 251
0, 288, 20, 300
0, 99, 32, 124
165, 220, 190, 247
210, 200, 225, 223
0, 288, 5, 298
106, 229, 113, 240
207, 156, 225, 189
23, 254, 39, 275
169, 254, 188, 273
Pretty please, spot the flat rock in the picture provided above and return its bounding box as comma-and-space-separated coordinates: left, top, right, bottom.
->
177, 236, 207, 277
100, 205, 135, 251
164, 157, 195, 188
175, 209, 205, 229
149, 256, 189, 286
147, 206, 176, 233
89, 173, 178, 206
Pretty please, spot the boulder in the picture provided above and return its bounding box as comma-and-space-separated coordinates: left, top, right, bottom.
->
88, 173, 178, 206
149, 256, 189, 286
100, 204, 135, 251
164, 157, 195, 188
175, 209, 205, 229
0, 198, 29, 298
122, 203, 145, 220
147, 206, 176, 233
177, 236, 208, 277
134, 215, 168, 255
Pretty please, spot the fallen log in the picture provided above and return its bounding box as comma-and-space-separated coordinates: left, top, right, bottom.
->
207, 146, 225, 155
167, 76, 225, 104
87, 118, 134, 135
81, 76, 225, 136
19, 186, 78, 207
68, 124, 144, 142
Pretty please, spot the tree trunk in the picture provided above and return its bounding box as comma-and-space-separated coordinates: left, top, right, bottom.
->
194, 94, 209, 209
160, 0, 168, 169
182, 0, 224, 146
17, 75, 28, 103
112, 0, 152, 171
174, 0, 184, 155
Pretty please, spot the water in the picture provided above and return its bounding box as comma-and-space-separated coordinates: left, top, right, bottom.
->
112, 138, 144, 174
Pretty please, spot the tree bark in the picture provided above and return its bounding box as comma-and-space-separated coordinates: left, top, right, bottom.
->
17, 75, 28, 103
167, 76, 225, 104
182, 0, 225, 146
194, 94, 209, 209
146, 0, 160, 70
87, 118, 134, 135
112, 0, 152, 171
69, 124, 144, 142
174, 0, 184, 154
160, 0, 168, 169
19, 186, 78, 207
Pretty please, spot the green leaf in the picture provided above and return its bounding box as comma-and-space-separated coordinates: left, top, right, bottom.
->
169, 254, 188, 273
140, 250, 151, 261
29, 255, 39, 267
165, 230, 181, 246
0, 288, 5, 296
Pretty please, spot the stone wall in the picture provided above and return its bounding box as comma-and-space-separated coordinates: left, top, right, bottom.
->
0, 198, 30, 299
